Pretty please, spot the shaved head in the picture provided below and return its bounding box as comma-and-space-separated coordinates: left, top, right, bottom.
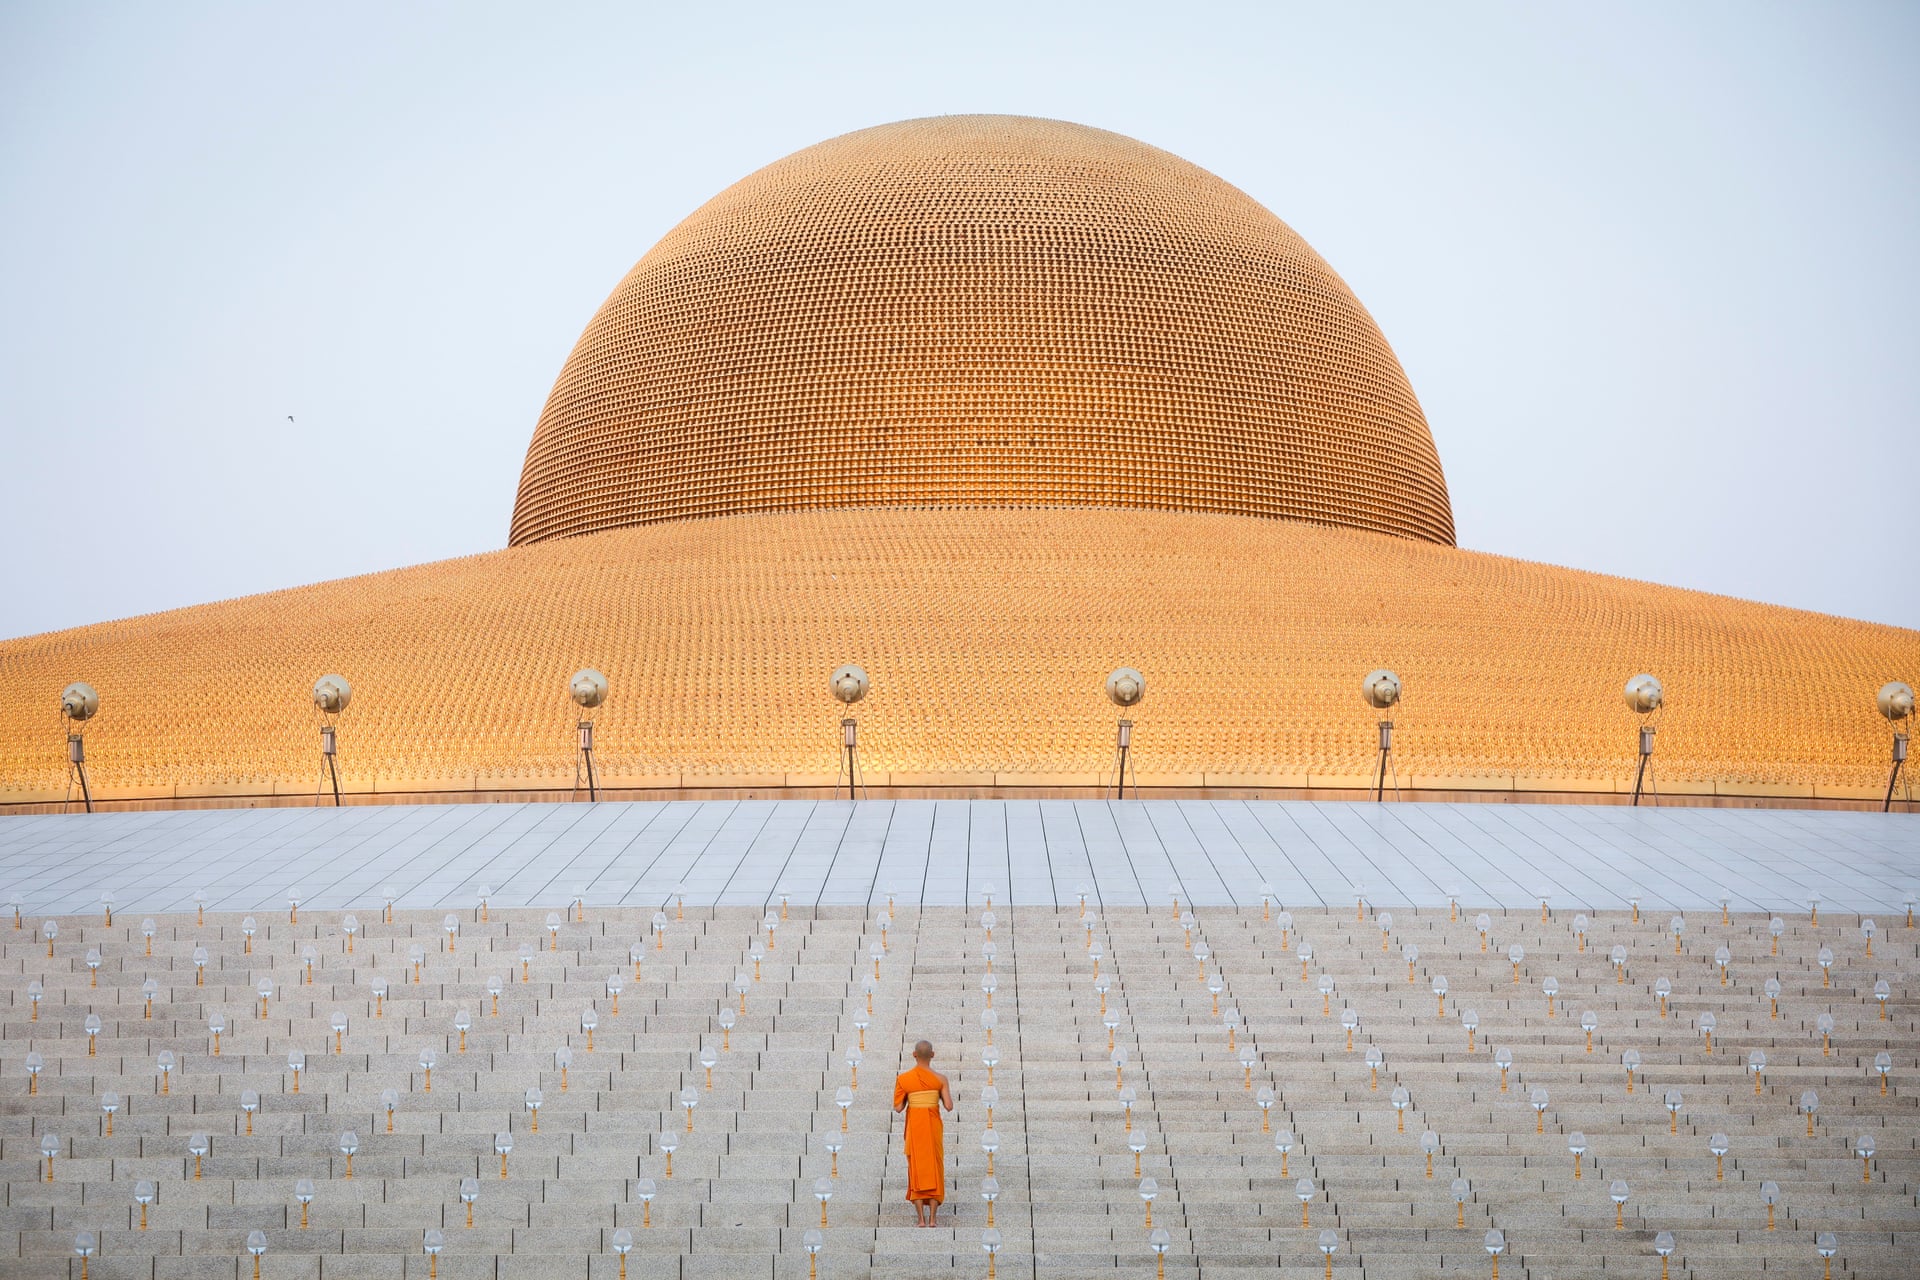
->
914, 1040, 934, 1060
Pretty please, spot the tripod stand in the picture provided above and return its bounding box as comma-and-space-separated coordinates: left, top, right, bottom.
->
65, 731, 93, 813
574, 720, 599, 801
1110, 719, 1136, 799
834, 718, 863, 800
1373, 720, 1401, 802
1630, 724, 1658, 807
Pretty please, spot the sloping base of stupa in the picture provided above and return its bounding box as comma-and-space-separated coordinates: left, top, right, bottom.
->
1, 509, 1913, 812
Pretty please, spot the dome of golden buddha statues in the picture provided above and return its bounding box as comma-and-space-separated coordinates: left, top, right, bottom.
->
0, 117, 1911, 812
509, 115, 1453, 548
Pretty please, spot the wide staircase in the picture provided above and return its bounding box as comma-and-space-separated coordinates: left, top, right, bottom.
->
3, 892, 1914, 1277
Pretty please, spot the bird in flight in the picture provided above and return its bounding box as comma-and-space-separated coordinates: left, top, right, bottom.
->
287, 415, 295, 424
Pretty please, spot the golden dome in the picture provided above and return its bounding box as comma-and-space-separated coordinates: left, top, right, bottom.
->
509, 115, 1454, 547
6, 116, 1908, 816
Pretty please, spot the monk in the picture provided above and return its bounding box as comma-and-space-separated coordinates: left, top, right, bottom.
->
892, 1039, 954, 1225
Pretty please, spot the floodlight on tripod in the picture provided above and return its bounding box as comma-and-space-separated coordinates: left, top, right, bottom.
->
1361, 669, 1402, 802
831, 665, 869, 800
60, 682, 99, 814
570, 669, 609, 802
1106, 668, 1145, 799
311, 675, 351, 807
1623, 674, 1663, 807
1878, 681, 1914, 813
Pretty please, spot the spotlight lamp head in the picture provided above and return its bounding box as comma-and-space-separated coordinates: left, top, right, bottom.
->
1623, 674, 1663, 715
1105, 667, 1145, 708
60, 682, 99, 721
1878, 681, 1914, 722
312, 675, 352, 715
1361, 669, 1402, 710
830, 664, 869, 705
569, 669, 608, 710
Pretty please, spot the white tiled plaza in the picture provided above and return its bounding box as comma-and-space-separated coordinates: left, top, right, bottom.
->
4, 800, 1914, 915
3, 801, 1916, 1278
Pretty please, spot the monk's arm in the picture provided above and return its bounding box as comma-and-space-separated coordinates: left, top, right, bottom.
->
940, 1075, 955, 1111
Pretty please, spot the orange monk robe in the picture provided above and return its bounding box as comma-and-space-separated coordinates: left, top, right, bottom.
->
893, 1065, 946, 1204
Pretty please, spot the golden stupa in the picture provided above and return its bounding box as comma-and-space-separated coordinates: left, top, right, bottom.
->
1, 116, 1912, 811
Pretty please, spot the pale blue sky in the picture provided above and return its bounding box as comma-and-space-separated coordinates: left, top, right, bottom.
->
2, 2, 1915, 636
